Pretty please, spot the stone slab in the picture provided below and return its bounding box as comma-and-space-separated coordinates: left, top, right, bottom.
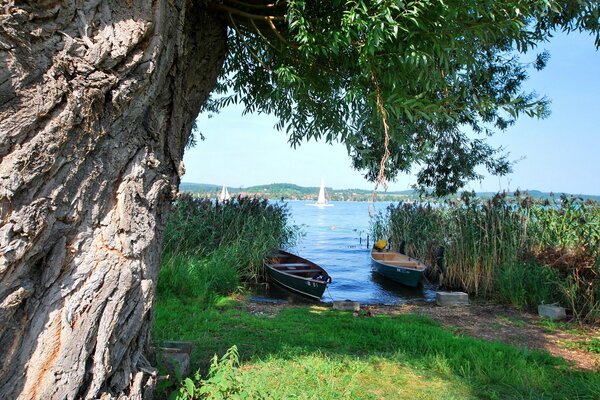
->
538, 304, 567, 321
161, 341, 193, 354
160, 352, 190, 379
435, 291, 469, 306
333, 300, 360, 311
154, 341, 192, 379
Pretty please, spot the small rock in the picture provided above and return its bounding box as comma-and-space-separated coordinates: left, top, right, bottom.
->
538, 304, 567, 321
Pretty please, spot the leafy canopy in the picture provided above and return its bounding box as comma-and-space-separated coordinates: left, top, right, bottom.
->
206, 0, 599, 196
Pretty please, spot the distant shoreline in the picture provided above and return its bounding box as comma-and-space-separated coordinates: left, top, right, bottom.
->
180, 182, 600, 203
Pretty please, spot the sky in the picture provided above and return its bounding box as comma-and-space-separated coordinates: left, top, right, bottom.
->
183, 31, 600, 195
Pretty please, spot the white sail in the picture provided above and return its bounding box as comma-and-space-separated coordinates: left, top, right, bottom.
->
317, 178, 327, 204
219, 185, 231, 201
308, 178, 334, 207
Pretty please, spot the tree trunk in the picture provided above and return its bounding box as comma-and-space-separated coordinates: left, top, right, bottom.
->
0, 1, 226, 398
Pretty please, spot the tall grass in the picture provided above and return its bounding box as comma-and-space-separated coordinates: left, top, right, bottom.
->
158, 194, 298, 301
372, 192, 600, 323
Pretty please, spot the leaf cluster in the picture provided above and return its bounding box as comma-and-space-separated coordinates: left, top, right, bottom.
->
206, 0, 599, 196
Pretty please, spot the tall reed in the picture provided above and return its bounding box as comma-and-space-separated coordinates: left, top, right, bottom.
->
372, 192, 600, 323
158, 194, 298, 299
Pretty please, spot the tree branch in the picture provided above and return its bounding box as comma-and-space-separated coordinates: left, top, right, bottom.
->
228, 13, 273, 72
370, 69, 391, 205
212, 3, 286, 21
224, 0, 283, 10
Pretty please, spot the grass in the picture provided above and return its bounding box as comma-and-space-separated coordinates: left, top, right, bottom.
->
560, 337, 600, 355
153, 297, 600, 399
495, 315, 527, 328
537, 319, 589, 335
494, 261, 561, 310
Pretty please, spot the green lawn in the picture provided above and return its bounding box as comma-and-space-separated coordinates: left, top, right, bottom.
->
153, 297, 600, 399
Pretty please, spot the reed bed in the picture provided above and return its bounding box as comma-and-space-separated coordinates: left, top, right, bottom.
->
158, 194, 297, 300
372, 192, 600, 323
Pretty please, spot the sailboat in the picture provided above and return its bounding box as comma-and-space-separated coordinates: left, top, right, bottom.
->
218, 185, 231, 202
307, 178, 334, 207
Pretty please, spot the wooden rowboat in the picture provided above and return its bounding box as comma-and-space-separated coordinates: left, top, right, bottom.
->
265, 250, 332, 300
370, 247, 427, 287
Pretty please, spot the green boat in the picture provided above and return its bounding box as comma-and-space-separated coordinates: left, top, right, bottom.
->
370, 247, 427, 287
265, 250, 332, 300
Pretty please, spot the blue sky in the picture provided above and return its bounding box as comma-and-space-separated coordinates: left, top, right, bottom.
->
183, 31, 599, 195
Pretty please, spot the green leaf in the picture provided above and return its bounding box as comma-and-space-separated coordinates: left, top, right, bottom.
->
184, 377, 195, 397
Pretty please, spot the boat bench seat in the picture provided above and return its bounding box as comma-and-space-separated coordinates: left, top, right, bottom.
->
374, 253, 412, 261
384, 261, 418, 267
286, 269, 322, 274
270, 263, 312, 268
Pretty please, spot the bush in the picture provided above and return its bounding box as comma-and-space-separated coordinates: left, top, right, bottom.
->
170, 346, 263, 400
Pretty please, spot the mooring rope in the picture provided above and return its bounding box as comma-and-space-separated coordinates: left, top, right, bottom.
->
325, 285, 335, 303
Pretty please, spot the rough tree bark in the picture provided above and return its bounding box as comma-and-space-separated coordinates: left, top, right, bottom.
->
0, 1, 226, 398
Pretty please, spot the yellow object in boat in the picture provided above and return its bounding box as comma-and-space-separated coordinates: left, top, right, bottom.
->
374, 239, 388, 250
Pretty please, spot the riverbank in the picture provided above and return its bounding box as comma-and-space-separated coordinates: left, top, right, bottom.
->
153, 295, 599, 399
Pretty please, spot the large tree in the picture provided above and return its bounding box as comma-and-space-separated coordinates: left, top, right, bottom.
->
0, 0, 597, 398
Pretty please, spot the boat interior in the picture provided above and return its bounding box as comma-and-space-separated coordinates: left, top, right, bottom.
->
268, 254, 325, 277
371, 251, 426, 270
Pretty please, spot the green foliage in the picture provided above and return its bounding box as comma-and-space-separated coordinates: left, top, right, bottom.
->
170, 346, 262, 400
372, 192, 600, 322
157, 253, 241, 305
588, 337, 600, 354
207, 0, 600, 195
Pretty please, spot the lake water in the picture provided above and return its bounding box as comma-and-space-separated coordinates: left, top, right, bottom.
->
255, 200, 437, 304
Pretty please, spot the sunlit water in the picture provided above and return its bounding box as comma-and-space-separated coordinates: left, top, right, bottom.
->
254, 200, 437, 304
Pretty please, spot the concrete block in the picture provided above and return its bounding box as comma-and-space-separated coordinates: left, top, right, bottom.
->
538, 304, 567, 321
333, 300, 360, 311
155, 341, 192, 378
161, 340, 193, 354
435, 291, 469, 306
161, 351, 190, 379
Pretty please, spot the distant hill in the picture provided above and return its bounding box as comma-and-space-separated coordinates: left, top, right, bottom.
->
179, 182, 223, 193
179, 182, 600, 203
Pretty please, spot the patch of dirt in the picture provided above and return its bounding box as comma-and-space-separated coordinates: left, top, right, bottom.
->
245, 299, 600, 371
245, 301, 287, 318
364, 302, 600, 371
